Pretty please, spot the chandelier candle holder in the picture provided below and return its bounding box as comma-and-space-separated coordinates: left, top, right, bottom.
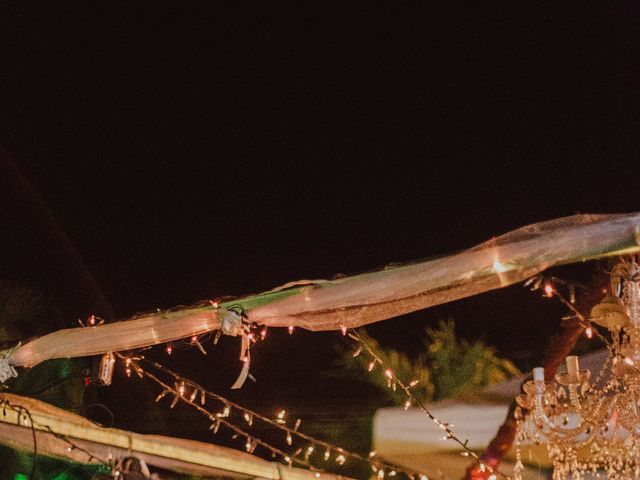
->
514, 259, 640, 480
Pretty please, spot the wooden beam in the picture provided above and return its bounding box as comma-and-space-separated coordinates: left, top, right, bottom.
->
0, 393, 347, 480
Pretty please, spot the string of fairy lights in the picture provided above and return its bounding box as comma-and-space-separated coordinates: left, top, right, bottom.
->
119, 352, 428, 479
103, 300, 528, 480
524, 274, 610, 346
345, 329, 507, 480
0, 398, 113, 477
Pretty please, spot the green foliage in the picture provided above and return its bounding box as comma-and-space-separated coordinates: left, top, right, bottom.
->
347, 332, 434, 405
346, 319, 520, 404
426, 319, 520, 400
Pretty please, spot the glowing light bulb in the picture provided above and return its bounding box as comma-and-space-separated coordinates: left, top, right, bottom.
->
288, 325, 294, 334
585, 327, 594, 339
340, 326, 347, 336
384, 369, 393, 379
166, 343, 173, 355
544, 283, 554, 298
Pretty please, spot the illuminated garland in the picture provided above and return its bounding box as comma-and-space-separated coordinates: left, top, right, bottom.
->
347, 329, 509, 480
0, 398, 113, 475
120, 353, 427, 479
524, 275, 610, 345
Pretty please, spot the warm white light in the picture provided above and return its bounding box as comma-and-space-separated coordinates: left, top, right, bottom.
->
492, 259, 507, 272
544, 283, 554, 297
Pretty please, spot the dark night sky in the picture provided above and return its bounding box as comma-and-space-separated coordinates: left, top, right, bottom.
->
2, 1, 640, 443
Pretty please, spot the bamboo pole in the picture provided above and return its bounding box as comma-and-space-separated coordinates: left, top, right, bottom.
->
0, 393, 348, 480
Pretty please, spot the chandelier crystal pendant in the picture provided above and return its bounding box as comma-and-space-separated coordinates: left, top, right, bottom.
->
514, 259, 640, 480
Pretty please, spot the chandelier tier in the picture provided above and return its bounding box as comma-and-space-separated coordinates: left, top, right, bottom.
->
515, 259, 640, 480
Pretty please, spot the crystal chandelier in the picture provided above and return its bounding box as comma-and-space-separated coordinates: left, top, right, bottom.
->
514, 259, 640, 480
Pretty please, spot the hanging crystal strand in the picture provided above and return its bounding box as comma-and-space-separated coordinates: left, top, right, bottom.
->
513, 415, 525, 480
568, 384, 582, 410
625, 261, 640, 358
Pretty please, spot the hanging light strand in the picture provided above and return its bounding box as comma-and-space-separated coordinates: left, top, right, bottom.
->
347, 329, 511, 480
125, 362, 318, 470
0, 398, 112, 471
525, 275, 611, 346
124, 355, 425, 479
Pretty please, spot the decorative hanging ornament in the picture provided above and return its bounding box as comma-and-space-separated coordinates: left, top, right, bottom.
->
94, 352, 116, 386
